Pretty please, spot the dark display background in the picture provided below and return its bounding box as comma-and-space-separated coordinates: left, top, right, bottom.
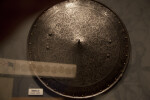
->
0, 0, 150, 100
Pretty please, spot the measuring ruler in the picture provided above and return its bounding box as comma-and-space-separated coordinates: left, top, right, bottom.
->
0, 58, 76, 78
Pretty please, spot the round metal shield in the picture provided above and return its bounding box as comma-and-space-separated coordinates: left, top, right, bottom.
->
27, 0, 130, 99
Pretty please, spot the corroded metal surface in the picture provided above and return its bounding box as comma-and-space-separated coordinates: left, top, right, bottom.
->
27, 0, 130, 98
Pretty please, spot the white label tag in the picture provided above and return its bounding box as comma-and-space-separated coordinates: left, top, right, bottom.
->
28, 88, 43, 95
